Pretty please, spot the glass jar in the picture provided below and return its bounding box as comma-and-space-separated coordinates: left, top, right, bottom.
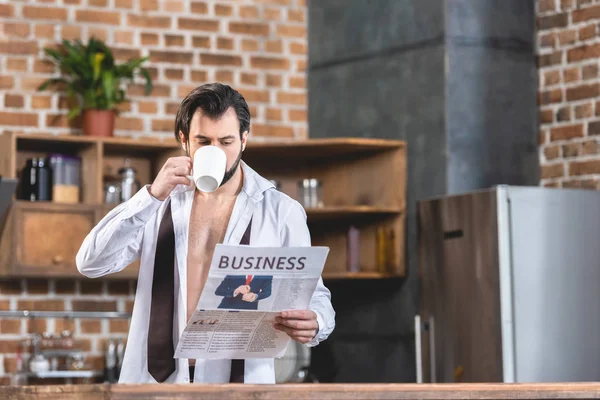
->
119, 166, 140, 202
49, 154, 81, 204
19, 158, 53, 201
297, 178, 323, 208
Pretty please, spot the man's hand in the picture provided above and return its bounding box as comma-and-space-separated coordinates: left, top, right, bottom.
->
148, 156, 192, 201
242, 292, 257, 302
233, 285, 250, 296
274, 310, 318, 344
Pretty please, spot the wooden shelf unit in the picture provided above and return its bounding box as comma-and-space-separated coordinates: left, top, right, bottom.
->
0, 132, 406, 279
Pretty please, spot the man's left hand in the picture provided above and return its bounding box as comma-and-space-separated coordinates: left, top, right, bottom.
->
274, 310, 318, 344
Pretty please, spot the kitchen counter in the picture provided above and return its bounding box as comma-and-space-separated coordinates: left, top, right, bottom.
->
3, 383, 600, 400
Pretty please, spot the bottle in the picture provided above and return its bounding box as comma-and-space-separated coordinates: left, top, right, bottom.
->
105, 339, 117, 383
376, 227, 387, 273
116, 339, 125, 379
19, 158, 53, 201
118, 159, 140, 202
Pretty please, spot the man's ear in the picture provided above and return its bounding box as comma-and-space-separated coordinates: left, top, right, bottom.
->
241, 130, 249, 151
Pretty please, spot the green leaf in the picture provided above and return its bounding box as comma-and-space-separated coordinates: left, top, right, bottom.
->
140, 68, 153, 95
67, 106, 81, 120
38, 78, 68, 91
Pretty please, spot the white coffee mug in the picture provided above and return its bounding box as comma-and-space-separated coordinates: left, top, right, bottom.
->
186, 145, 227, 192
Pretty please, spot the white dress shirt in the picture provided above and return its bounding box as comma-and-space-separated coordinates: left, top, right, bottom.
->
76, 161, 335, 384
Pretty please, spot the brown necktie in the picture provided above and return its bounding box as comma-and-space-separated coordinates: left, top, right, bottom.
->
147, 201, 252, 384
230, 218, 252, 383
148, 202, 176, 382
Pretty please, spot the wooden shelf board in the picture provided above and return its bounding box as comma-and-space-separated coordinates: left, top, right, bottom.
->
306, 206, 402, 222
322, 271, 403, 280
14, 132, 180, 151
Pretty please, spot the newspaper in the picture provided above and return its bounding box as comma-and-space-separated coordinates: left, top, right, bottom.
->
174, 244, 329, 360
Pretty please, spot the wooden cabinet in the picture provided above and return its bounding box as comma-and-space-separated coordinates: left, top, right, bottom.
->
0, 132, 406, 279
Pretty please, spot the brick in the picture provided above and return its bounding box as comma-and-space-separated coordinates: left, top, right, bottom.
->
177, 85, 196, 98
252, 124, 294, 137
579, 24, 596, 41
26, 279, 49, 294
31, 95, 52, 109
22, 76, 48, 91
557, 29, 577, 46
200, 53, 242, 66
575, 103, 594, 119
128, 14, 171, 29
88, 27, 109, 42
249, 106, 258, 119
277, 92, 306, 105
229, 22, 270, 36
191, 2, 208, 13
0, 75, 14, 89
35, 24, 55, 39
241, 89, 270, 103
277, 24, 306, 38
114, 30, 134, 45
115, 117, 144, 131
5, 94, 24, 108
0, 283, 20, 297
0, 340, 21, 354
240, 6, 259, 19
215, 4, 233, 16
288, 9, 305, 22
141, 33, 159, 46
537, 13, 568, 30
542, 163, 565, 179
58, 25, 80, 41
550, 124, 584, 141
165, 102, 180, 115
165, 34, 185, 47
1, 111, 38, 127
0, 40, 38, 55
241, 39, 259, 51
152, 119, 173, 132
0, 4, 14, 17
567, 83, 600, 101
582, 64, 598, 80
17, 300, 63, 311
54, 280, 75, 294
556, 106, 571, 121
296, 59, 307, 72
215, 70, 234, 84
589, 120, 600, 135
544, 145, 560, 160
125, 300, 135, 313
64, 0, 81, 4
46, 114, 79, 128
217, 37, 234, 50
540, 109, 554, 124
129, 83, 170, 97
178, 18, 220, 31
563, 67, 580, 83
241, 72, 258, 86
539, 32, 555, 49
582, 139, 600, 155
266, 74, 282, 87
6, 58, 28, 71
72, 300, 117, 312
4, 23, 30, 38
76, 10, 120, 25
116, 101, 132, 113
191, 70, 208, 81
288, 109, 307, 122
89, 0, 109, 5
537, 51, 562, 67
164, 1, 185, 12
80, 319, 101, 334
26, 319, 47, 333
264, 8, 282, 21
80, 280, 104, 295
54, 318, 75, 334
262, 107, 280, 122
290, 42, 307, 55
251, 56, 289, 70
570, 160, 600, 176
265, 40, 283, 53
115, 0, 134, 8
108, 281, 131, 295
289, 76, 305, 89
562, 142, 580, 157
110, 320, 130, 333
23, 6, 68, 20
192, 36, 210, 48
568, 43, 600, 62
150, 50, 193, 64
140, 0, 159, 11
0, 320, 21, 334
572, 4, 600, 22
0, 300, 10, 311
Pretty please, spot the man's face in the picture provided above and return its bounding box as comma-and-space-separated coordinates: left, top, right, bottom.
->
180, 107, 248, 187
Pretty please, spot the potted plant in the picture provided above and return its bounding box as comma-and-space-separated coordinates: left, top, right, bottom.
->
38, 37, 153, 137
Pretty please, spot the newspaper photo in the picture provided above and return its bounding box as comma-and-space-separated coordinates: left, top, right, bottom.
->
174, 244, 329, 360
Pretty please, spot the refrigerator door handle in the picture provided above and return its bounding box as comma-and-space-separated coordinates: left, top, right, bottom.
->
415, 315, 423, 383
428, 316, 436, 383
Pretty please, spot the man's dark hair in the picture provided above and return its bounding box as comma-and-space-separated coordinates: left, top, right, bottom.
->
174, 83, 251, 143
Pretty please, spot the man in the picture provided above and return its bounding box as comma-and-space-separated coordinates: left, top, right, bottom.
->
76, 83, 335, 384
215, 274, 272, 310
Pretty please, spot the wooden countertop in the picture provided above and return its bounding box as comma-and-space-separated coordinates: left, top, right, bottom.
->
3, 383, 600, 400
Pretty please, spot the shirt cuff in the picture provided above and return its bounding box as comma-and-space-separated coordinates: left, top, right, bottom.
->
306, 310, 325, 347
126, 185, 164, 222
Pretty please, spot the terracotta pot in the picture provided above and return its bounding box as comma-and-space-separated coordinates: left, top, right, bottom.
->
82, 109, 115, 137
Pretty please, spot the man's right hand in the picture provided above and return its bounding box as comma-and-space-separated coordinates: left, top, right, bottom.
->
149, 156, 192, 201
233, 285, 250, 296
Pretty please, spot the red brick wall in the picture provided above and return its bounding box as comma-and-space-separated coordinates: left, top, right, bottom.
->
537, 0, 600, 188
0, 0, 307, 140
0, 0, 307, 384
